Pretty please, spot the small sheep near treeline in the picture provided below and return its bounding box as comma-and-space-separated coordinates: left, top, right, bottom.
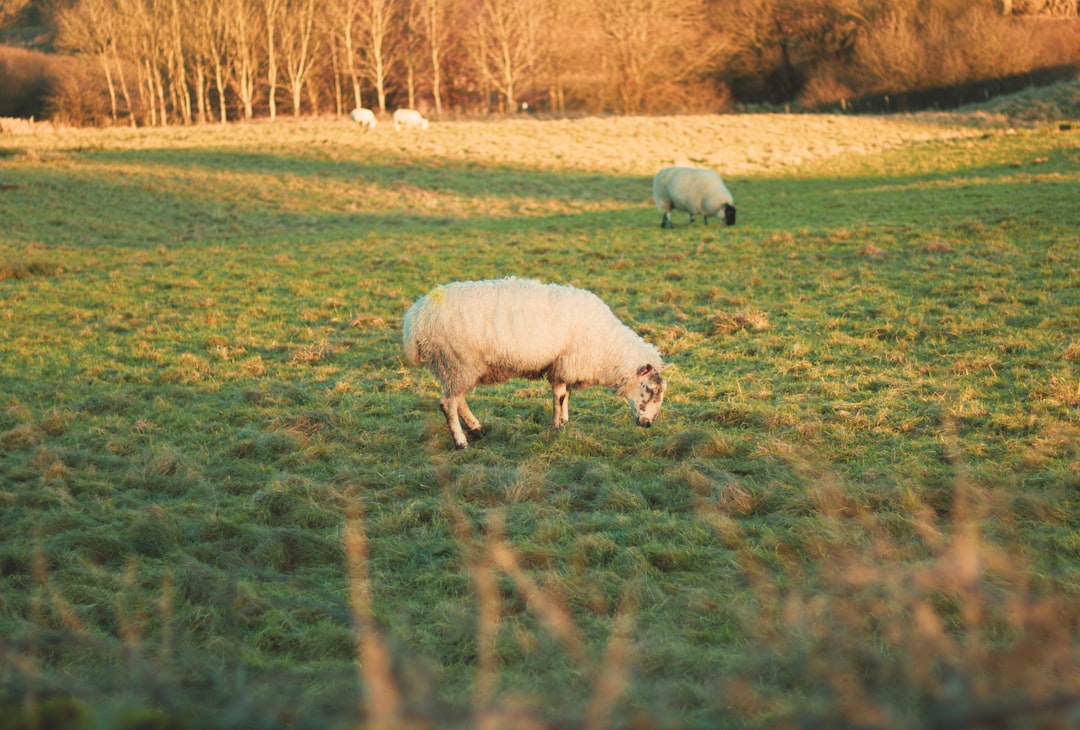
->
653, 166, 736, 228
402, 277, 667, 449
349, 108, 377, 130
393, 108, 429, 131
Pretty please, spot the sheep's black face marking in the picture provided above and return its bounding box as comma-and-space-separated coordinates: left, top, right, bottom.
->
629, 366, 666, 428
724, 204, 736, 226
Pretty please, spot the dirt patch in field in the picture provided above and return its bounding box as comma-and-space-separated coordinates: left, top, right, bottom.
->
387, 114, 985, 177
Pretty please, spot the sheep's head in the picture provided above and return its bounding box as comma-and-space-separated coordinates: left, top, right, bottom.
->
628, 364, 666, 428
724, 204, 736, 226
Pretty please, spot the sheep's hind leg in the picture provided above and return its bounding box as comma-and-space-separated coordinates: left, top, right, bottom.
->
457, 398, 484, 440
551, 382, 570, 428
439, 394, 470, 449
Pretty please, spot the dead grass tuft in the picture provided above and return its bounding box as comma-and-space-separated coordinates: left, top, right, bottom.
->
708, 309, 770, 336
659, 429, 734, 459
290, 339, 336, 365
0, 259, 62, 280
920, 240, 955, 254
0, 423, 43, 450
350, 313, 388, 329
716, 481, 767, 517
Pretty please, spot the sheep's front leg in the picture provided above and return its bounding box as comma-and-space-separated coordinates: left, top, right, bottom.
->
439, 394, 470, 449
551, 382, 570, 428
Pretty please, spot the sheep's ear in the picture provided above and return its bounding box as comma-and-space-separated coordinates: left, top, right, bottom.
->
637, 364, 653, 376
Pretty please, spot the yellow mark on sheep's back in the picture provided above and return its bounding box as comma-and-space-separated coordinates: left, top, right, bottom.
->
427, 286, 446, 305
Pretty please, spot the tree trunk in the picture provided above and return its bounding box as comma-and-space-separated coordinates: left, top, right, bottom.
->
97, 53, 119, 123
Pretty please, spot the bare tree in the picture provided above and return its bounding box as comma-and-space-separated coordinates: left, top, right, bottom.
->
165, 0, 193, 123
124, 0, 170, 125
326, 0, 365, 110
195, 0, 233, 122
56, 0, 131, 123
470, 0, 544, 112
187, 0, 217, 122
356, 0, 401, 112
592, 0, 726, 113
463, 0, 491, 112
536, 0, 579, 113
400, 0, 423, 109
261, 0, 284, 119
418, 0, 454, 114
224, 0, 262, 119
279, 0, 320, 115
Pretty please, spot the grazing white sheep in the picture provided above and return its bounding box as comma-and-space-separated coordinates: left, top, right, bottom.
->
402, 277, 667, 449
392, 108, 429, 131
349, 108, 377, 130
653, 166, 736, 228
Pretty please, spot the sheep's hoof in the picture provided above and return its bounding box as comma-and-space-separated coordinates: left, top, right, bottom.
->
453, 440, 469, 450
467, 427, 484, 440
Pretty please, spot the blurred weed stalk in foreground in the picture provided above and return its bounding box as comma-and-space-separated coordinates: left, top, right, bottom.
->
333, 437, 1080, 729
706, 432, 1080, 729
343, 482, 639, 730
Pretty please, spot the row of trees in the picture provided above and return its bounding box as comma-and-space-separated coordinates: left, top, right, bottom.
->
54, 0, 718, 124
7, 0, 1080, 124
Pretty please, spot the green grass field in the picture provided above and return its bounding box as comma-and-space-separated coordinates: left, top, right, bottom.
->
1, 106, 1078, 729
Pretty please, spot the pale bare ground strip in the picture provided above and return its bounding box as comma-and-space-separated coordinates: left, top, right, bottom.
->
397, 114, 985, 176
1, 113, 985, 177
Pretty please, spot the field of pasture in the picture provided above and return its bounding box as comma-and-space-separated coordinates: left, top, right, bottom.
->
1, 107, 1079, 729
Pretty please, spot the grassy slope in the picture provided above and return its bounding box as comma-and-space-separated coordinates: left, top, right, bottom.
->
1, 111, 1078, 729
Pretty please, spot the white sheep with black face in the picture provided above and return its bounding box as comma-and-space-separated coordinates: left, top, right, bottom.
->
349, 108, 377, 130
653, 166, 736, 228
402, 277, 667, 449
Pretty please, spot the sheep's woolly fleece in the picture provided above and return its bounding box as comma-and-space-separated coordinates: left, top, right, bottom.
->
403, 277, 662, 396
653, 166, 735, 226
